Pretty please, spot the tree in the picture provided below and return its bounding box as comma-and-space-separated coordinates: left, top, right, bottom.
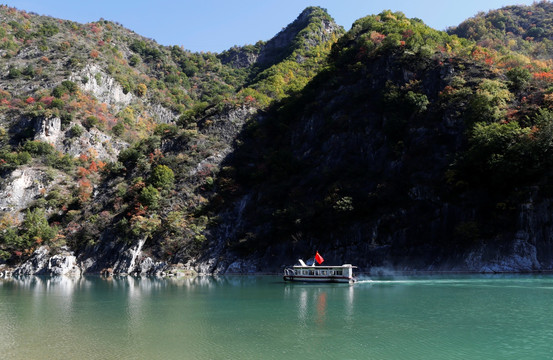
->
135, 83, 147, 97
148, 165, 175, 190
21, 208, 58, 247
139, 185, 161, 209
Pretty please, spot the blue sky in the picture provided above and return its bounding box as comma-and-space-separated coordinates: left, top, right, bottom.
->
9, 0, 538, 53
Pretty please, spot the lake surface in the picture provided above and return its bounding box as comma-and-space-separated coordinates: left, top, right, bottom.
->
1, 274, 553, 359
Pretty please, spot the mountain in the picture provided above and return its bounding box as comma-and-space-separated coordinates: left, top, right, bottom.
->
0, 5, 343, 275
202, 8, 553, 273
449, 0, 553, 59
4, 3, 553, 277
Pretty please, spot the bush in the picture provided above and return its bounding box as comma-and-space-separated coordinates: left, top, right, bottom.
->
506, 67, 531, 91
129, 55, 140, 67
23, 140, 55, 156
139, 185, 161, 209
148, 165, 174, 190
51, 98, 64, 109
83, 116, 98, 130
70, 124, 84, 138
135, 83, 147, 97
118, 148, 142, 165
466, 79, 512, 125
8, 66, 21, 79
112, 122, 125, 136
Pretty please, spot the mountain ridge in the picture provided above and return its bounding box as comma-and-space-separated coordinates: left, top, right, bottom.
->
3, 3, 553, 276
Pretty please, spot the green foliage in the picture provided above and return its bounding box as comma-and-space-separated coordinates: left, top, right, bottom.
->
35, 23, 59, 37
111, 122, 125, 136
128, 54, 140, 67
130, 39, 163, 62
83, 116, 99, 130
118, 147, 142, 165
8, 66, 21, 79
0, 151, 31, 171
22, 208, 57, 244
450, 1, 553, 59
70, 124, 84, 138
139, 185, 161, 210
506, 67, 531, 91
465, 79, 512, 125
148, 165, 174, 190
455, 112, 553, 189
22, 140, 55, 156
51, 98, 64, 109
405, 91, 429, 113
333, 10, 471, 66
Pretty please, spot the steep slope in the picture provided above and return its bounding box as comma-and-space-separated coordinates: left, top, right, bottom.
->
0, 4, 247, 266
201, 9, 553, 273
219, 6, 345, 106
0, 5, 343, 274
7, 4, 553, 276
449, 1, 553, 59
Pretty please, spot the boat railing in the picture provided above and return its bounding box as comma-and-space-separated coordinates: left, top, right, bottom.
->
284, 268, 294, 276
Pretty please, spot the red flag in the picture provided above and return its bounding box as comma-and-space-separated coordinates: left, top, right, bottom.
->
315, 251, 324, 265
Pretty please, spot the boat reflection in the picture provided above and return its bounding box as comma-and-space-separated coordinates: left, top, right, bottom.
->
285, 283, 355, 327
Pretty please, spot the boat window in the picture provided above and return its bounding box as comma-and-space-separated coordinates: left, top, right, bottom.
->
336, 270, 342, 275
321, 270, 326, 275
309, 270, 314, 275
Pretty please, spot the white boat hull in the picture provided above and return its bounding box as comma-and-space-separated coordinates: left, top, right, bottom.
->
283, 261, 357, 284
283, 275, 355, 283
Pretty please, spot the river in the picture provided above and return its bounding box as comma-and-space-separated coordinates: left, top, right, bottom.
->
1, 274, 552, 359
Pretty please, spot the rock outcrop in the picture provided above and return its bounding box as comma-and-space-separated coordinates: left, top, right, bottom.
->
12, 246, 80, 276
0, 167, 49, 214
71, 64, 133, 109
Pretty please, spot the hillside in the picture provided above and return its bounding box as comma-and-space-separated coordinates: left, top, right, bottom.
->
0, 5, 344, 275
202, 8, 553, 273
5, 3, 553, 276
449, 0, 553, 59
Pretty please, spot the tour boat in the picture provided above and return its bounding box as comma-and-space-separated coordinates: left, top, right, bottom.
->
283, 259, 357, 283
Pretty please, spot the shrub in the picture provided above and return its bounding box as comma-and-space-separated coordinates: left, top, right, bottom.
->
70, 124, 84, 138
111, 122, 125, 136
22, 140, 54, 156
83, 116, 98, 130
129, 55, 140, 67
21, 208, 58, 245
135, 83, 147, 97
8, 66, 21, 79
139, 185, 161, 210
506, 67, 531, 91
51, 98, 64, 109
148, 165, 174, 190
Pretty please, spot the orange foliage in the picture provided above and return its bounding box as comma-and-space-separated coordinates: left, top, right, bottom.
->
90, 49, 100, 58
370, 31, 386, 44
88, 160, 98, 172
533, 72, 553, 81
77, 166, 91, 178
77, 178, 92, 202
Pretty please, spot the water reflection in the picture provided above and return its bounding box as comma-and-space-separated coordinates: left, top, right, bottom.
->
315, 291, 327, 325
285, 283, 356, 327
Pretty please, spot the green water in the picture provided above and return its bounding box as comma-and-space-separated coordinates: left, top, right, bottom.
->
1, 275, 553, 360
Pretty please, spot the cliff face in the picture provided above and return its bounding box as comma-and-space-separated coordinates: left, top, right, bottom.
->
0, 5, 344, 275
6, 5, 553, 277
195, 10, 553, 274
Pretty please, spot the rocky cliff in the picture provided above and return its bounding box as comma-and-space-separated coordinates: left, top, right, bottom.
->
5, 4, 553, 277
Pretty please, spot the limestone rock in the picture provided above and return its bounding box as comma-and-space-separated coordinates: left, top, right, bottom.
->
0, 167, 48, 214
